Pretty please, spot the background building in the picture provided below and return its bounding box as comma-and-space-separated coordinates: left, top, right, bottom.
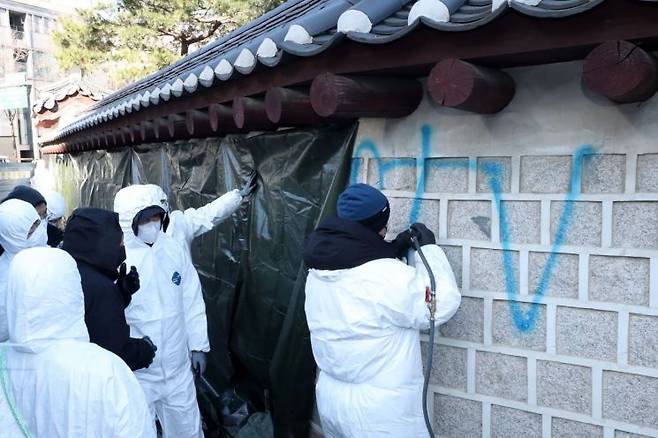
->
0, 0, 98, 162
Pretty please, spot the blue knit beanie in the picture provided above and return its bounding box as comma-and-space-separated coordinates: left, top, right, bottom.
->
337, 184, 390, 232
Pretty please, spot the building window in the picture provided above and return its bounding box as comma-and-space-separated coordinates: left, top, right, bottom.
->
9, 11, 25, 31
9, 11, 25, 40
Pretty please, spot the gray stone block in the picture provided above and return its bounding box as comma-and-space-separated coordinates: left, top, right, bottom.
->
448, 200, 491, 241
493, 300, 546, 350
537, 360, 592, 414
636, 154, 658, 192
616, 431, 654, 438
529, 252, 579, 299
552, 418, 603, 438
421, 343, 467, 390
589, 256, 650, 305
556, 307, 617, 362
440, 245, 462, 287
491, 405, 541, 438
521, 155, 572, 193
500, 201, 541, 244
471, 247, 519, 293
612, 202, 658, 249
439, 297, 483, 342
425, 157, 469, 193
582, 154, 626, 193
386, 197, 440, 238
603, 371, 658, 428
367, 158, 416, 191
477, 157, 512, 193
629, 314, 658, 368
550, 201, 602, 247
476, 351, 527, 402
434, 394, 482, 438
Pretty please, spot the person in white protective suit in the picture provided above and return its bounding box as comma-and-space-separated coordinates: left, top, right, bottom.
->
303, 183, 462, 438
0, 247, 155, 438
114, 184, 213, 438
0, 199, 42, 342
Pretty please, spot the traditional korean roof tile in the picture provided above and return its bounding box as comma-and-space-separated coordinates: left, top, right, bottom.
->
33, 77, 108, 114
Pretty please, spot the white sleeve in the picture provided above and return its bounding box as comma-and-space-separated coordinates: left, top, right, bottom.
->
409, 244, 461, 328
385, 244, 460, 331
177, 190, 242, 242
181, 250, 210, 352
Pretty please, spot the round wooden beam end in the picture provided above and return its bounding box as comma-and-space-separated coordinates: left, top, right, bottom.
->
309, 73, 340, 117
428, 59, 515, 114
264, 87, 285, 124
583, 40, 658, 103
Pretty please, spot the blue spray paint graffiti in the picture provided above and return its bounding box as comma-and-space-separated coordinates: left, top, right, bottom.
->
352, 124, 594, 333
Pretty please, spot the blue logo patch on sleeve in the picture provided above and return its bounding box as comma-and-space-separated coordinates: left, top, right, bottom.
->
172, 271, 182, 286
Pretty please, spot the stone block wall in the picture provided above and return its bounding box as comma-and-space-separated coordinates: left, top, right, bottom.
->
348, 59, 658, 437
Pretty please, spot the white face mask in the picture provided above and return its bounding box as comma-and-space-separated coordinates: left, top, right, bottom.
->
138, 221, 161, 245
27, 220, 48, 248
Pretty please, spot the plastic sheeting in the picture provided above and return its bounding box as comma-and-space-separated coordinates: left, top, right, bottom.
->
46, 124, 356, 437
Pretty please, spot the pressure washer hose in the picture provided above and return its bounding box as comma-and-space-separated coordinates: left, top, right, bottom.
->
410, 235, 437, 438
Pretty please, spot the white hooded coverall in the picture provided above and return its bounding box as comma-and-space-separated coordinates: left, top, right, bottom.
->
305, 244, 461, 438
0, 199, 41, 342
0, 247, 155, 438
114, 184, 209, 438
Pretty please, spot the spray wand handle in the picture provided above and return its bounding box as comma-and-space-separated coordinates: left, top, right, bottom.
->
410, 233, 437, 321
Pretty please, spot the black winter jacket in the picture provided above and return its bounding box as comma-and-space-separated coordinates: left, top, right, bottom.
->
62, 207, 154, 371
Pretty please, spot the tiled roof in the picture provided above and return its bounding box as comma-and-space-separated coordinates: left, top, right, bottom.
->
49, 0, 650, 141
33, 76, 108, 114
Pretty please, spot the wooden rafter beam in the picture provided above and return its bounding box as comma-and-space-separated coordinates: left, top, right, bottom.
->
264, 87, 324, 125
428, 59, 515, 113
310, 73, 422, 118
233, 96, 275, 131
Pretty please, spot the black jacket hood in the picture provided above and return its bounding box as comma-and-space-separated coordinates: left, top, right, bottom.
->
2, 185, 46, 207
303, 216, 398, 271
62, 208, 125, 279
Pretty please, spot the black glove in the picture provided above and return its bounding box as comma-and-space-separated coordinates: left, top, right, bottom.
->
409, 223, 436, 247
142, 336, 157, 367
117, 263, 140, 307
47, 223, 63, 248
391, 229, 414, 259
239, 171, 259, 200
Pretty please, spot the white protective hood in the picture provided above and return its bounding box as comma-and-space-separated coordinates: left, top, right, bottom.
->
114, 184, 169, 246
42, 190, 66, 221
0, 199, 40, 255
5, 247, 88, 352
